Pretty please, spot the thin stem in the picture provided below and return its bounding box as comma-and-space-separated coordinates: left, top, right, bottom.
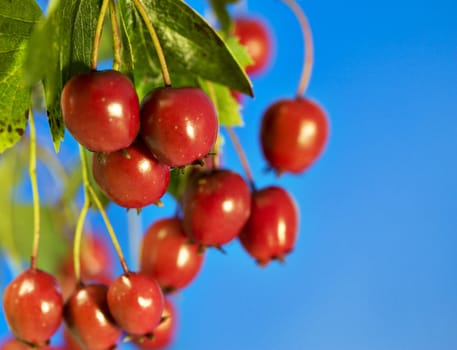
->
282, 0, 314, 97
29, 109, 40, 270
132, 0, 172, 86
73, 194, 90, 282
225, 127, 256, 190
88, 186, 130, 274
91, 0, 110, 70
109, 0, 122, 71
205, 81, 222, 168
79, 146, 130, 274
73, 146, 93, 281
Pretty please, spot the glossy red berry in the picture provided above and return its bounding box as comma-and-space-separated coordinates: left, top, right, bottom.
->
140, 87, 218, 167
239, 186, 299, 266
107, 272, 164, 336
2, 268, 63, 346
182, 169, 251, 247
61, 70, 140, 152
261, 97, 329, 174
134, 299, 177, 349
140, 217, 204, 291
63, 283, 121, 350
233, 17, 272, 75
92, 141, 170, 208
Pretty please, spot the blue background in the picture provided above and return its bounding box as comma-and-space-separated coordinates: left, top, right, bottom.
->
1, 0, 457, 349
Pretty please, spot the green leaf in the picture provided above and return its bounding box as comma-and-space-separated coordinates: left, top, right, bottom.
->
118, 2, 163, 101
200, 80, 243, 126
0, 0, 42, 153
24, 0, 104, 152
208, 0, 240, 34
196, 38, 251, 126
225, 36, 253, 75
118, 0, 252, 100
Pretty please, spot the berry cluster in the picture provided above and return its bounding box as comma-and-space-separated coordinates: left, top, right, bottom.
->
1, 1, 329, 349
61, 70, 219, 209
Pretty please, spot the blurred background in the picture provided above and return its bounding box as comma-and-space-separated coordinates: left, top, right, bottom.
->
1, 0, 457, 349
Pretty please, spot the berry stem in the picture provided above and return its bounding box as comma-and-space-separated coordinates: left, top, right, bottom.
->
282, 0, 314, 97
109, 0, 122, 71
28, 109, 40, 270
73, 146, 92, 282
132, 0, 172, 86
73, 195, 90, 282
88, 186, 130, 274
79, 146, 130, 274
225, 127, 256, 190
91, 0, 110, 70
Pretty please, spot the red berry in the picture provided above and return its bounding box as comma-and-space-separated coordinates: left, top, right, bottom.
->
140, 87, 218, 167
134, 299, 177, 349
140, 217, 204, 291
239, 186, 299, 265
64, 283, 121, 350
107, 272, 164, 336
61, 70, 140, 152
260, 97, 329, 174
233, 17, 272, 75
0, 338, 54, 350
182, 169, 251, 247
92, 141, 170, 209
2, 268, 63, 346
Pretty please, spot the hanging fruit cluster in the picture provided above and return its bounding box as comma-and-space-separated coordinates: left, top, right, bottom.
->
0, 0, 329, 348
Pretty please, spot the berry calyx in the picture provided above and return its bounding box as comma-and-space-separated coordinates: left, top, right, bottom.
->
140, 217, 205, 292
61, 69, 140, 152
260, 97, 328, 174
64, 283, 121, 350
92, 141, 170, 209
233, 16, 272, 75
2, 268, 63, 347
107, 272, 164, 336
140, 87, 218, 168
239, 186, 299, 265
182, 169, 251, 247
134, 298, 177, 349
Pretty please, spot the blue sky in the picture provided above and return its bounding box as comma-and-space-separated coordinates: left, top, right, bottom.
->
2, 0, 457, 349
